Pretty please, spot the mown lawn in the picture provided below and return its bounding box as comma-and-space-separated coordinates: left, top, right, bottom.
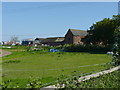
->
2, 48, 112, 88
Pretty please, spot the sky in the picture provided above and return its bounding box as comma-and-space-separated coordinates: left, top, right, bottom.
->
1, 0, 120, 2
2, 2, 118, 41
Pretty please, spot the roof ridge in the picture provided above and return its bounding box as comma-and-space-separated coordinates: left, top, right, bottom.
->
68, 29, 87, 36
69, 29, 86, 32
47, 37, 64, 39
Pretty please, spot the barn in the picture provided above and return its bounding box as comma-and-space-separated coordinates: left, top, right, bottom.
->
33, 29, 87, 46
64, 29, 87, 45
42, 37, 65, 46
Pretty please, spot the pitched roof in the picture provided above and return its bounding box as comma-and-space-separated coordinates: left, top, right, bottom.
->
22, 38, 33, 41
35, 38, 44, 41
69, 29, 87, 37
42, 37, 64, 43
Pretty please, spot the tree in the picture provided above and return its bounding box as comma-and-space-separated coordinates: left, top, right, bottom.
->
112, 26, 120, 66
10, 35, 20, 44
112, 15, 120, 27
83, 16, 120, 46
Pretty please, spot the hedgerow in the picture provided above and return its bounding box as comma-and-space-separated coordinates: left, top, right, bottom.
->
56, 70, 120, 88
112, 27, 120, 66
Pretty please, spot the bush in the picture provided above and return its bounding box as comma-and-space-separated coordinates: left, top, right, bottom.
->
25, 46, 52, 52
56, 70, 120, 88
112, 28, 120, 66
26, 78, 42, 88
61, 44, 110, 53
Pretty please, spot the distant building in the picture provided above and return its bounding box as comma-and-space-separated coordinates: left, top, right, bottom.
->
8, 41, 14, 45
42, 37, 64, 46
2, 41, 6, 45
118, 1, 120, 15
33, 29, 87, 46
64, 29, 87, 45
22, 38, 33, 46
33, 38, 44, 46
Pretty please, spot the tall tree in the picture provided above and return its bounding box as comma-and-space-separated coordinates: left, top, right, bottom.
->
83, 16, 119, 46
112, 26, 120, 66
11, 35, 20, 44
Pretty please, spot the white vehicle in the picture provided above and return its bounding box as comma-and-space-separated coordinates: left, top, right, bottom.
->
107, 51, 114, 55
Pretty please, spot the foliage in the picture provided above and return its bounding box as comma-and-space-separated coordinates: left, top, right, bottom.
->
1, 77, 56, 88
112, 15, 120, 27
26, 78, 42, 88
61, 44, 110, 53
25, 45, 52, 52
2, 80, 16, 88
83, 15, 120, 46
26, 77, 56, 88
112, 26, 120, 66
10, 35, 20, 43
56, 70, 120, 88
2, 78, 42, 88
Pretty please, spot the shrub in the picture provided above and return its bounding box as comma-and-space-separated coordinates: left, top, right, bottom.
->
62, 44, 110, 53
56, 70, 120, 88
26, 78, 42, 88
112, 27, 120, 66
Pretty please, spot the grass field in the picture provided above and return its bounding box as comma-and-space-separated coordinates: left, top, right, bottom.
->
2, 46, 112, 88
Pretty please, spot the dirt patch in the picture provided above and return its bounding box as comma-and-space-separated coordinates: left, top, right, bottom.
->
0, 49, 12, 57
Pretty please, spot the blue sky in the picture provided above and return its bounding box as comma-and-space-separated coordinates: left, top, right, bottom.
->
2, 2, 118, 41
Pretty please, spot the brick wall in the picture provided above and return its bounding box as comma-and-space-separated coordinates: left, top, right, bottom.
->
65, 30, 73, 44
73, 36, 81, 45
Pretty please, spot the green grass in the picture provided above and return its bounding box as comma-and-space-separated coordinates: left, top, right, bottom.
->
2, 45, 27, 51
2, 48, 112, 88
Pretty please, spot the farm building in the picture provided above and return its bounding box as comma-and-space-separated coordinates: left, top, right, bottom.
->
33, 38, 45, 46
33, 29, 87, 46
42, 37, 65, 46
22, 38, 33, 46
64, 29, 87, 45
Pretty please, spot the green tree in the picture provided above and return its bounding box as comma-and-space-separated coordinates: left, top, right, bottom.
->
85, 18, 115, 45
83, 15, 120, 46
11, 35, 20, 44
112, 15, 120, 27
112, 26, 120, 66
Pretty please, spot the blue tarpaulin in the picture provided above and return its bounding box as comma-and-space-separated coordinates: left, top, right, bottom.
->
49, 49, 61, 52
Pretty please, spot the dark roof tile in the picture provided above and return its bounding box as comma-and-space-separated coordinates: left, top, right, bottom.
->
43, 37, 64, 43
69, 29, 87, 37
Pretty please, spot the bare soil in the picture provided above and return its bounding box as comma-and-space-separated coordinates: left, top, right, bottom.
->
0, 49, 12, 57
